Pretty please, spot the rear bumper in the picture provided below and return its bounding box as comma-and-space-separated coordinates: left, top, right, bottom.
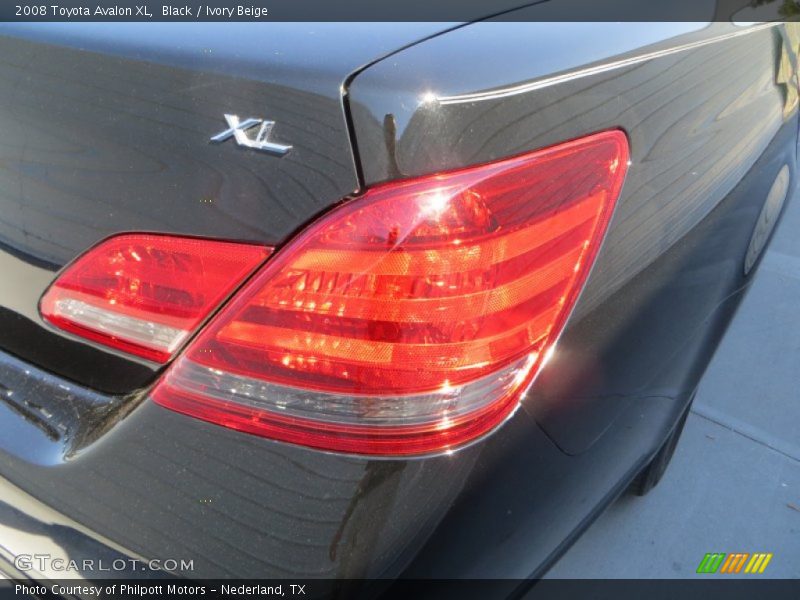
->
0, 341, 673, 581
0, 473, 144, 580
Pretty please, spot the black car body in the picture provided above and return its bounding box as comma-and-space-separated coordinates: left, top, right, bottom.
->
0, 13, 796, 589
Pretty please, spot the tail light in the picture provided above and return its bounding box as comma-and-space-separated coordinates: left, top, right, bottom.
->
40, 235, 271, 362
151, 130, 629, 456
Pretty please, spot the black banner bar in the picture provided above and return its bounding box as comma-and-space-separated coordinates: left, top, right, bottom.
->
3, 579, 800, 600
0, 0, 798, 22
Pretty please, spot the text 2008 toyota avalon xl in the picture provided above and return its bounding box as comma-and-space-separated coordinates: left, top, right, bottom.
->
0, 13, 795, 590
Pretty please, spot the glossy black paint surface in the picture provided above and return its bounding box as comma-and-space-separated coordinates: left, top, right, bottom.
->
348, 19, 797, 453
0, 23, 451, 393
0, 19, 796, 585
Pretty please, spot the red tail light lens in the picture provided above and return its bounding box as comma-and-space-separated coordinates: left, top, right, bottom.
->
40, 235, 271, 362
153, 130, 629, 455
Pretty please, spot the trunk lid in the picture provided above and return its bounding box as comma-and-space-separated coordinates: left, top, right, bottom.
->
0, 23, 451, 393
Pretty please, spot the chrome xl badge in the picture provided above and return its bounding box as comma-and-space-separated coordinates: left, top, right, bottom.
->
210, 114, 292, 156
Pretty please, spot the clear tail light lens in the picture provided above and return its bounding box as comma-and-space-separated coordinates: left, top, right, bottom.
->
40, 235, 271, 362
153, 130, 629, 456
